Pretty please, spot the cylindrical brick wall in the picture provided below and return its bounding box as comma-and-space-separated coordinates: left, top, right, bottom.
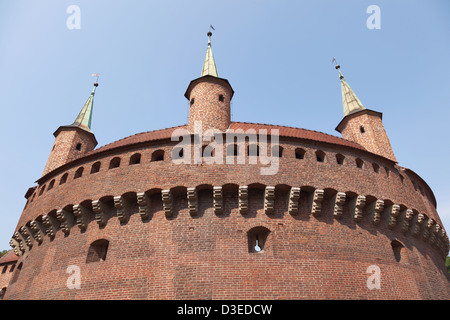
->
5, 127, 450, 300
187, 76, 233, 134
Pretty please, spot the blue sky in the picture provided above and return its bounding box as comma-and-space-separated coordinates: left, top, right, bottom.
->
0, 0, 449, 251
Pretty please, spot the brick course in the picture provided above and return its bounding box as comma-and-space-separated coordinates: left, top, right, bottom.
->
5, 127, 450, 300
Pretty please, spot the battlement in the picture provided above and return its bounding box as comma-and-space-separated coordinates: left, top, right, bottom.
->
11, 181, 449, 261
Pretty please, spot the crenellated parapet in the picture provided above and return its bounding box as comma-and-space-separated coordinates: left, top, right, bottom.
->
114, 196, 131, 223
73, 203, 92, 232
238, 186, 248, 215
11, 184, 450, 260
137, 192, 151, 220
333, 192, 346, 219
288, 187, 300, 215
311, 189, 324, 217
213, 186, 223, 215
162, 190, 173, 218
264, 186, 275, 215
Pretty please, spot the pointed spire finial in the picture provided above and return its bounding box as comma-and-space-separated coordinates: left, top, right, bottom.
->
334, 63, 365, 117
201, 28, 218, 77
71, 77, 99, 132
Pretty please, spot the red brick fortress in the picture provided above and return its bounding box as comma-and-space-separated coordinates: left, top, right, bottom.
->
3, 33, 449, 300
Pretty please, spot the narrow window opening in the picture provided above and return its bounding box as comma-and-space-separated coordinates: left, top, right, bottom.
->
356, 158, 364, 169
336, 154, 345, 165
129, 153, 141, 165
227, 144, 239, 156
190, 98, 195, 106
218, 94, 224, 102
109, 157, 121, 169
39, 185, 46, 196
48, 179, 55, 191
247, 226, 270, 253
248, 145, 259, 157
391, 240, 404, 262
316, 150, 325, 162
272, 146, 283, 158
202, 145, 213, 158
360, 126, 365, 134
60, 173, 68, 185
91, 162, 101, 174
172, 147, 184, 160
372, 163, 379, 173
86, 239, 109, 263
74, 167, 84, 179
75, 143, 82, 151
151, 150, 165, 162
295, 148, 305, 160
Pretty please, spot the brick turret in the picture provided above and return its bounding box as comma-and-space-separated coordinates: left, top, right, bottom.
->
185, 31, 234, 134
42, 83, 98, 176
334, 64, 396, 162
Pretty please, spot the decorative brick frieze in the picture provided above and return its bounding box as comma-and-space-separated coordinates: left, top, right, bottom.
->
161, 190, 173, 218
353, 195, 366, 222
213, 186, 223, 215
238, 186, 248, 215
187, 187, 198, 217
388, 204, 400, 230
264, 186, 275, 215
56, 209, 73, 235
114, 195, 130, 223
137, 192, 151, 220
73, 203, 91, 232
288, 187, 301, 215
333, 192, 346, 219
92, 199, 109, 227
311, 189, 324, 217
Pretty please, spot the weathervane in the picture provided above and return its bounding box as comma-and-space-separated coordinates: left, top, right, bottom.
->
92, 73, 100, 86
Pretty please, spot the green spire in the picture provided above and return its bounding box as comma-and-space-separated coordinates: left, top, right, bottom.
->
71, 83, 98, 132
201, 31, 218, 77
335, 64, 365, 117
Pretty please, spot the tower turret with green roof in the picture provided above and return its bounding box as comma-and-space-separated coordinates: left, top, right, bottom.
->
185, 31, 234, 134
334, 64, 397, 162
42, 82, 99, 176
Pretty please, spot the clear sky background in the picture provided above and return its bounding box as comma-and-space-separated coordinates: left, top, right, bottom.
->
0, 0, 449, 251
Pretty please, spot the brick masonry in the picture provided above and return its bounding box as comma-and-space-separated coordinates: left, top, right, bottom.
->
4, 130, 450, 299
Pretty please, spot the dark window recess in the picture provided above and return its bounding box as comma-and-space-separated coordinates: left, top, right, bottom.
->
272, 146, 283, 158
74, 167, 84, 179
247, 226, 271, 253
360, 126, 365, 134
316, 150, 325, 162
151, 150, 165, 162
109, 157, 121, 169
190, 98, 195, 106
129, 153, 141, 165
356, 158, 364, 169
91, 162, 101, 174
248, 145, 259, 157
75, 143, 82, 151
391, 240, 404, 262
86, 239, 110, 263
60, 173, 68, 185
295, 148, 306, 159
218, 94, 224, 102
